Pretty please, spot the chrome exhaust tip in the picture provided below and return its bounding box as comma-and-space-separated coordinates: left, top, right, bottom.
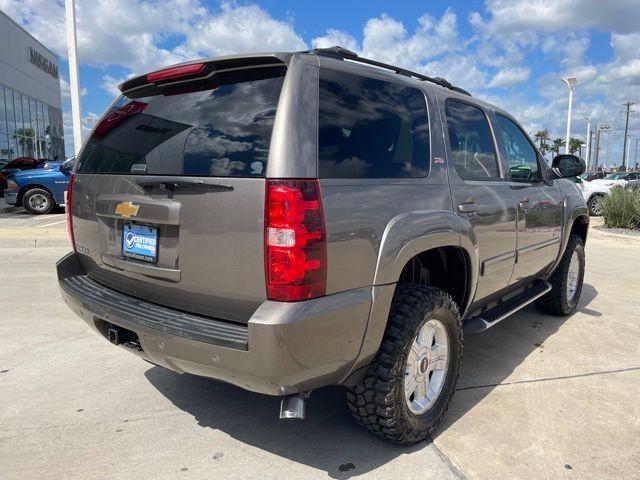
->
279, 394, 305, 420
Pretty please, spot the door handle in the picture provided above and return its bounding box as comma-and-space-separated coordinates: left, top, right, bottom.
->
458, 202, 480, 213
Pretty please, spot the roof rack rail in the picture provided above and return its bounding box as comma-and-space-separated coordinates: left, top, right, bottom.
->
310, 46, 471, 96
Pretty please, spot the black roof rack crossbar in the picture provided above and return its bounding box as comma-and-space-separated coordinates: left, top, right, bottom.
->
310, 46, 471, 96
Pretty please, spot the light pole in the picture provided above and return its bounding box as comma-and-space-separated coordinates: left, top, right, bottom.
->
561, 77, 577, 154
635, 138, 639, 170
65, 0, 83, 156
584, 116, 591, 166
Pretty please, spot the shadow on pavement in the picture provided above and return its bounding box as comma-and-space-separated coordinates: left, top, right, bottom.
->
144, 283, 599, 478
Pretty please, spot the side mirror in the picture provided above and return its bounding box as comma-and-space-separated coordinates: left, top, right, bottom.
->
59, 161, 75, 175
551, 154, 585, 179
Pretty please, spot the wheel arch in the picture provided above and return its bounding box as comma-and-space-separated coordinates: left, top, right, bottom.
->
342, 211, 478, 384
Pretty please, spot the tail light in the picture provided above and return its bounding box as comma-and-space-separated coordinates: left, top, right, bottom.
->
146, 63, 206, 82
265, 180, 327, 301
66, 174, 76, 252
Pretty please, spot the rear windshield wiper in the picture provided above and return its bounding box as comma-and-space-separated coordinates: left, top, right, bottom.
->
135, 178, 234, 191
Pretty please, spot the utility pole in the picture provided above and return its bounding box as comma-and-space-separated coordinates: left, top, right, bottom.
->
621, 101, 635, 169
588, 130, 596, 170
65, 0, 83, 157
584, 117, 591, 166
594, 129, 601, 171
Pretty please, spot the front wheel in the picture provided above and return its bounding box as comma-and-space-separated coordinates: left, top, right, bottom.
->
23, 188, 54, 215
535, 234, 585, 316
346, 284, 462, 445
587, 195, 604, 216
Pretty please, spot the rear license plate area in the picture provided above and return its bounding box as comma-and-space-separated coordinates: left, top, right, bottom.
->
122, 223, 158, 263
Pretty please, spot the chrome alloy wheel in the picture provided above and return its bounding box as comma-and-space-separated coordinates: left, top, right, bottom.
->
28, 193, 50, 212
404, 318, 449, 415
566, 250, 580, 302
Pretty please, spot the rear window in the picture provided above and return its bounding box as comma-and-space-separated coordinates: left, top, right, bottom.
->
318, 69, 429, 178
76, 68, 285, 177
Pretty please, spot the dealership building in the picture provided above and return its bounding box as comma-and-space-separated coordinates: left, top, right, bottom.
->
0, 10, 65, 162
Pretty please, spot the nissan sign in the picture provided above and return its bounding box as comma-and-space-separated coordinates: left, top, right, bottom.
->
29, 47, 58, 79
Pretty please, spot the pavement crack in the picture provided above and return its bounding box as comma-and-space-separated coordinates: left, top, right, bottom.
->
456, 365, 640, 391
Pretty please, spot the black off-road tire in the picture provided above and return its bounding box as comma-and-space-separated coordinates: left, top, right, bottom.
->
346, 284, 463, 445
22, 188, 55, 215
535, 234, 585, 316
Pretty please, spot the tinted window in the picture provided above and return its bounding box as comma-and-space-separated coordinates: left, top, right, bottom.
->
77, 69, 285, 177
445, 100, 499, 180
495, 114, 540, 182
318, 69, 429, 178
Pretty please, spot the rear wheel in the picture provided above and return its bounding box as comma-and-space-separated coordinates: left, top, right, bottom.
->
587, 195, 604, 216
346, 284, 462, 445
23, 188, 55, 215
535, 234, 585, 316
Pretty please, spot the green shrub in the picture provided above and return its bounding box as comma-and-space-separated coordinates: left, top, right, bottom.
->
601, 187, 640, 230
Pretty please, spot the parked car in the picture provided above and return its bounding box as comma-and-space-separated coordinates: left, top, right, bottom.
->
0, 157, 46, 197
577, 177, 611, 215
57, 47, 589, 445
591, 171, 640, 188
4, 159, 75, 214
586, 170, 608, 181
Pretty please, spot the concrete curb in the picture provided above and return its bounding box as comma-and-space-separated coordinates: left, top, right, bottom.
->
0, 238, 71, 248
590, 226, 640, 243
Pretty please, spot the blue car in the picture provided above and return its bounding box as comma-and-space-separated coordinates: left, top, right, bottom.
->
4, 158, 75, 214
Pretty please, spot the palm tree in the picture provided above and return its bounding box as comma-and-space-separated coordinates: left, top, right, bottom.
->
13, 127, 35, 157
534, 129, 550, 156
552, 138, 565, 155
568, 138, 583, 155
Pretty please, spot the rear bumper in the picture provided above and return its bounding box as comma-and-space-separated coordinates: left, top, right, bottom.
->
57, 252, 374, 395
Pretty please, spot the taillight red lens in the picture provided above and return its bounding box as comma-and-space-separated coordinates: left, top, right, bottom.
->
66, 174, 76, 252
146, 63, 206, 82
265, 180, 327, 301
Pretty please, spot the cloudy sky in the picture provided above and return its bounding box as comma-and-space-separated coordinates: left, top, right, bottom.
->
1, 0, 639, 167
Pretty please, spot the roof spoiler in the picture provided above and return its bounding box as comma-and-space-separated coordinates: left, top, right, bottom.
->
118, 53, 291, 95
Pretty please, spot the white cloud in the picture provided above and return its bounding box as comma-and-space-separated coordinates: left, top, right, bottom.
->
476, 0, 640, 35
312, 29, 358, 52
488, 67, 531, 88
59, 76, 87, 97
183, 3, 306, 58
361, 10, 459, 65
100, 75, 127, 97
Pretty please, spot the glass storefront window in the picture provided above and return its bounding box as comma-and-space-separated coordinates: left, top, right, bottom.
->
0, 133, 10, 161
43, 105, 50, 137
0, 87, 7, 134
6, 88, 16, 137
29, 98, 37, 138
22, 95, 31, 134
15, 92, 24, 132
37, 102, 45, 142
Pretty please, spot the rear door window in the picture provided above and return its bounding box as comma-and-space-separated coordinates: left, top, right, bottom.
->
318, 69, 429, 178
76, 68, 285, 177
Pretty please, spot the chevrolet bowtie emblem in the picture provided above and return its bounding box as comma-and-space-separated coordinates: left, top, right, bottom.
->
115, 202, 140, 219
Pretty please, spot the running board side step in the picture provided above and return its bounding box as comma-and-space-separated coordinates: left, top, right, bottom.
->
464, 281, 552, 333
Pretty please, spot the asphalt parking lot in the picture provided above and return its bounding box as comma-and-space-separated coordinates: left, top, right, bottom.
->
1, 203, 639, 479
